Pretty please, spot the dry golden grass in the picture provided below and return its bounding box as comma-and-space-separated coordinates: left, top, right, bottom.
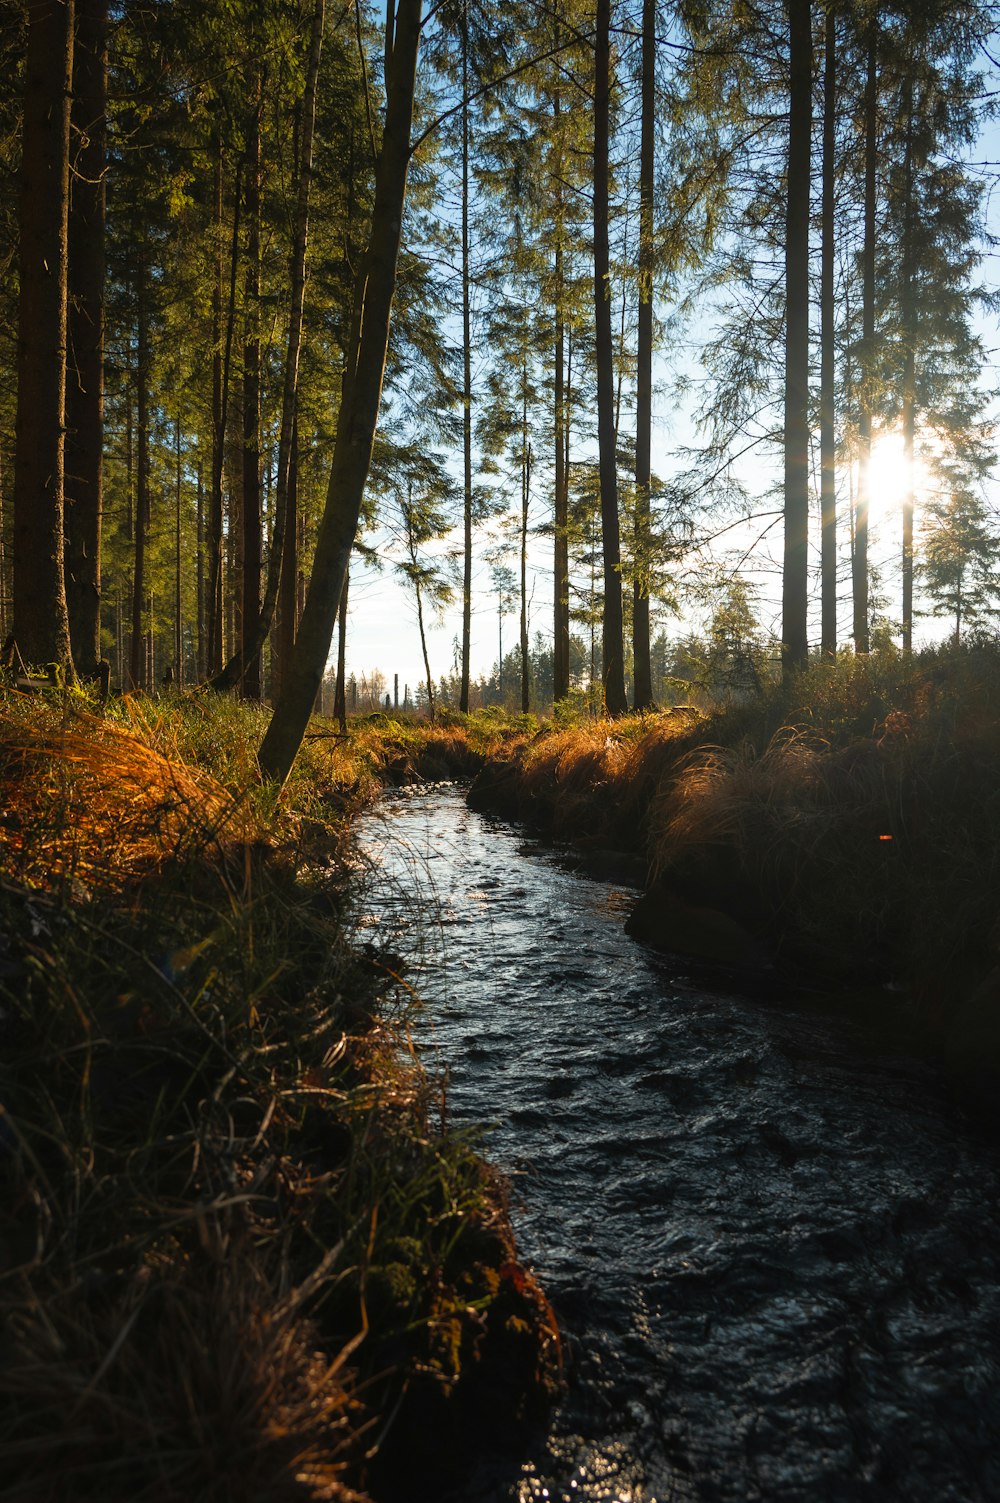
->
0, 697, 249, 889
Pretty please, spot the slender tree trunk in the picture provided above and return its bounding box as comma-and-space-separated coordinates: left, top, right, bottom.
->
820, 2, 837, 657
196, 464, 205, 679
521, 376, 531, 714
333, 564, 348, 731
854, 26, 877, 655
129, 249, 149, 690
13, 0, 75, 675
241, 88, 262, 698
258, 0, 422, 784
900, 76, 915, 653
633, 0, 655, 708
460, 0, 473, 713
416, 575, 435, 722
781, 0, 812, 679
0, 448, 6, 640
208, 136, 225, 674
593, 0, 628, 716
277, 414, 299, 694
213, 0, 325, 695
552, 82, 570, 704
65, 0, 106, 677
175, 417, 183, 684
208, 140, 241, 675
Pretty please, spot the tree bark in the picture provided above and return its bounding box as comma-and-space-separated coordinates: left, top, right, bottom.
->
208, 137, 241, 675
13, 0, 75, 675
129, 248, 149, 690
552, 78, 570, 704
65, 0, 106, 678
781, 0, 811, 679
900, 76, 915, 652
241, 87, 262, 699
333, 564, 348, 731
212, 0, 325, 696
633, 0, 655, 709
258, 0, 422, 784
819, 2, 837, 657
853, 26, 876, 655
593, 0, 628, 716
175, 418, 183, 685
459, 0, 473, 713
520, 373, 531, 714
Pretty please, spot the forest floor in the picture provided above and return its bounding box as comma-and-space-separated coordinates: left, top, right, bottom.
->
4, 643, 998, 1498
0, 692, 559, 1503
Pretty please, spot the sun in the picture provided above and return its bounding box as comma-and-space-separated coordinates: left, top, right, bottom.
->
864, 429, 934, 524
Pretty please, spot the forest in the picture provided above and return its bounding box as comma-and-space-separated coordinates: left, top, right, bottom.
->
3, 1, 1000, 1500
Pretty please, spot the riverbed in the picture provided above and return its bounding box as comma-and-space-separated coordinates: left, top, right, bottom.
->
357, 786, 1000, 1503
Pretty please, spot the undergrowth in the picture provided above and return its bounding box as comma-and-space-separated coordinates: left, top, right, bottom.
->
0, 692, 559, 1502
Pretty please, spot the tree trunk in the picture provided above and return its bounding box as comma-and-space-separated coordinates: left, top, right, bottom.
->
593, 0, 628, 716
853, 26, 876, 655
460, 0, 473, 713
212, 0, 325, 696
521, 376, 531, 714
819, 2, 837, 657
196, 465, 205, 679
241, 88, 262, 699
208, 138, 241, 675
632, 0, 655, 709
258, 0, 422, 784
175, 418, 183, 685
333, 564, 348, 731
552, 81, 570, 705
13, 0, 75, 675
781, 0, 811, 679
65, 0, 106, 678
276, 413, 299, 695
129, 249, 149, 690
900, 77, 915, 653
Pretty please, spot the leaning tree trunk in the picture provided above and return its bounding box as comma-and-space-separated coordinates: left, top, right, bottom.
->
13, 0, 75, 676
258, 0, 422, 784
593, 0, 628, 716
781, 0, 811, 680
65, 0, 106, 678
819, 2, 837, 657
211, 0, 325, 696
632, 0, 655, 709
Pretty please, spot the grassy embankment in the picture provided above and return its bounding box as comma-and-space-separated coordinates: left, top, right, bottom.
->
0, 692, 559, 1503
464, 642, 1000, 1100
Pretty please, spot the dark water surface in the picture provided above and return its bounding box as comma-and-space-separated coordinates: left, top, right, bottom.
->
357, 787, 1000, 1503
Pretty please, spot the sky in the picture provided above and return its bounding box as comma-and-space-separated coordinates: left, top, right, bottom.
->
336, 61, 1000, 702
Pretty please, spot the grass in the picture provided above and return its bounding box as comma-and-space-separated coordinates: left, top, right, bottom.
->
457, 642, 1000, 1079
0, 691, 560, 1502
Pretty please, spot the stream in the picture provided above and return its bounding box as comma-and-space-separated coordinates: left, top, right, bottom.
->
357, 786, 1000, 1503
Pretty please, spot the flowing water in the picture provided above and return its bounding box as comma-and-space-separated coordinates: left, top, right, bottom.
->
357, 786, 1000, 1503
